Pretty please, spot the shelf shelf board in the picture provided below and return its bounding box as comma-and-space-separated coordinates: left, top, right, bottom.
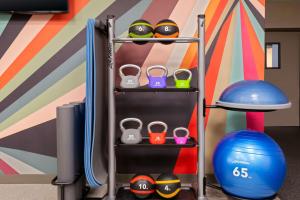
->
116, 187, 196, 200
113, 37, 199, 43
115, 87, 198, 93
116, 137, 196, 148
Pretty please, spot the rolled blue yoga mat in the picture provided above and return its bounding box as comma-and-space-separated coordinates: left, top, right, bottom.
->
85, 19, 108, 188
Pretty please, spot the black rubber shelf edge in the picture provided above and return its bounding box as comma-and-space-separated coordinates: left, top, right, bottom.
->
116, 137, 196, 148
115, 87, 199, 93
116, 187, 197, 200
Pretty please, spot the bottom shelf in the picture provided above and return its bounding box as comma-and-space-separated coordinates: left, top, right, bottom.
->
116, 187, 196, 200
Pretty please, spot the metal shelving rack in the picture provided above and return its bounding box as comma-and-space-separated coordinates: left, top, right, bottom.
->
105, 15, 206, 200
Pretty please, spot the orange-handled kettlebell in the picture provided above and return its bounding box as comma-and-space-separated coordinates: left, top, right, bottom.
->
148, 121, 168, 145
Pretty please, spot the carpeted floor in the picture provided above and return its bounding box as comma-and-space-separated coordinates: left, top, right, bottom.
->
265, 126, 300, 200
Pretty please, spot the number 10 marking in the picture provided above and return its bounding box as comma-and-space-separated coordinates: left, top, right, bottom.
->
138, 184, 148, 190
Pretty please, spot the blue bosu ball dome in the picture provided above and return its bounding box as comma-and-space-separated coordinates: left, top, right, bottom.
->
216, 80, 291, 110
213, 130, 286, 199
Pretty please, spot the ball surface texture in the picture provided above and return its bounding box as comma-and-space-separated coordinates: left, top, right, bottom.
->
154, 19, 179, 44
130, 174, 155, 199
154, 19, 179, 38
129, 19, 153, 38
213, 130, 286, 199
219, 80, 289, 105
156, 173, 181, 198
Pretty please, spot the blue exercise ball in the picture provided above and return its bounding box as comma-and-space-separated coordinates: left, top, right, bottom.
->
217, 80, 291, 110
213, 130, 286, 199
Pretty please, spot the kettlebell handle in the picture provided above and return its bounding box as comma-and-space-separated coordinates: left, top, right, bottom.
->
173, 69, 192, 80
120, 118, 143, 132
146, 65, 168, 77
119, 64, 141, 77
173, 127, 190, 138
147, 121, 168, 133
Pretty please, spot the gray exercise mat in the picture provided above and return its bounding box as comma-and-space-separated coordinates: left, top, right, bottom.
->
56, 103, 85, 200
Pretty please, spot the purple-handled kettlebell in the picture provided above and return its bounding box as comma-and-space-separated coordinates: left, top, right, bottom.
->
147, 65, 168, 88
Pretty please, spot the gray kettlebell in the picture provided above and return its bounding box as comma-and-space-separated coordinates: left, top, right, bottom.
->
119, 64, 141, 88
120, 118, 143, 144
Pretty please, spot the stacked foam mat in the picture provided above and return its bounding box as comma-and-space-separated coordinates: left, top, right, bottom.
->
56, 102, 85, 200
85, 19, 108, 188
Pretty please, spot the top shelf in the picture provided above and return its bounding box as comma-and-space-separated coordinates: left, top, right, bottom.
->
113, 37, 200, 43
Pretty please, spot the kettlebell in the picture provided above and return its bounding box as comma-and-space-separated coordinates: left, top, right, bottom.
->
119, 64, 141, 88
147, 65, 168, 88
120, 118, 143, 144
148, 121, 168, 144
173, 69, 192, 88
173, 127, 190, 144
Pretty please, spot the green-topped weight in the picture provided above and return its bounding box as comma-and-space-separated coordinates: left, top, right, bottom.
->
173, 69, 192, 89
129, 19, 153, 44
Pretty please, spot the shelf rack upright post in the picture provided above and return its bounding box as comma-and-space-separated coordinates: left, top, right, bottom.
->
107, 15, 117, 200
106, 14, 206, 200
198, 14, 206, 200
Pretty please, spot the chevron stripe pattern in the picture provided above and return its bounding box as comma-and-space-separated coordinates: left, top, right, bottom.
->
0, 0, 265, 175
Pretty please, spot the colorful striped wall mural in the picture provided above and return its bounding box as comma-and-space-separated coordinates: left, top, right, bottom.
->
0, 0, 265, 175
